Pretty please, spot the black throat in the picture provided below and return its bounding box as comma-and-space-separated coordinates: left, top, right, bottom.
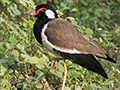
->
33, 17, 52, 44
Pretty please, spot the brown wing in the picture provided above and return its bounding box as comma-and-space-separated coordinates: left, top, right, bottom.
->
45, 18, 107, 58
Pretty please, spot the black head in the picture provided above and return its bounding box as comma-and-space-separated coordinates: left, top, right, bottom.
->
30, 4, 58, 19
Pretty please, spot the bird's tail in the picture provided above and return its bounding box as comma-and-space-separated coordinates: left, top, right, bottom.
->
53, 49, 108, 78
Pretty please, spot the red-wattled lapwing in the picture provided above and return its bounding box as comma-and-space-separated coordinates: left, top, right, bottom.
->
30, 4, 116, 90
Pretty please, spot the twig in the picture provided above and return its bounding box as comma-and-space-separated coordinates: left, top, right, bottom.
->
106, 17, 120, 29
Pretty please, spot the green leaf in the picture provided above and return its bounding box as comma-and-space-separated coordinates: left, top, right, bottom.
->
63, 86, 71, 90
81, 1, 88, 6
56, 10, 64, 17
0, 59, 6, 64
36, 63, 45, 70
99, 21, 106, 28
0, 87, 7, 90
0, 42, 6, 52
6, 43, 14, 49
11, 50, 19, 60
39, 57, 49, 65
99, 37, 103, 43
66, 17, 77, 25
1, 0, 11, 4
0, 63, 8, 76
0, 17, 5, 22
75, 87, 81, 90
35, 70, 44, 80
85, 28, 93, 36
12, 4, 21, 15
17, 83, 23, 89
56, 63, 64, 72
8, 56, 15, 66
68, 70, 79, 78
16, 43, 23, 49
35, 70, 44, 76
7, 69, 13, 74
50, 69, 63, 78
9, 36, 18, 44
103, 87, 109, 90
21, 54, 32, 62
30, 56, 39, 64
71, 8, 77, 12
48, 51, 57, 58
16, 43, 26, 54
104, 8, 111, 15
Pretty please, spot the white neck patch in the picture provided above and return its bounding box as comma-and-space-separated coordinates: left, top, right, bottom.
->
45, 10, 55, 19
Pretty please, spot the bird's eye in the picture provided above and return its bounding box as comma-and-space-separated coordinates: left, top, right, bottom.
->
42, 8, 47, 12
43, 9, 46, 11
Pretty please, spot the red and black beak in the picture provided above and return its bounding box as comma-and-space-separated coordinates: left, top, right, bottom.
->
30, 11, 38, 16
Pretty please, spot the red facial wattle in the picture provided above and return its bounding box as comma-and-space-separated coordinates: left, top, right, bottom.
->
30, 7, 47, 16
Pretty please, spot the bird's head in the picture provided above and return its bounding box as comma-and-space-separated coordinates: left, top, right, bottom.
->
30, 4, 58, 19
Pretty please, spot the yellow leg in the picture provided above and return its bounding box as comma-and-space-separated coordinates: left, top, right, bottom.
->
62, 58, 67, 90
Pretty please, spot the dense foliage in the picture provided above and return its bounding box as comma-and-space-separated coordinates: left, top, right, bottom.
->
0, 0, 120, 90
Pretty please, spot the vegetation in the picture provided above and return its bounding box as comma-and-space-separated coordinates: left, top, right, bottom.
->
0, 0, 120, 90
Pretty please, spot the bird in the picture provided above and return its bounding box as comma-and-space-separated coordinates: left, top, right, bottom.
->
30, 4, 116, 90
